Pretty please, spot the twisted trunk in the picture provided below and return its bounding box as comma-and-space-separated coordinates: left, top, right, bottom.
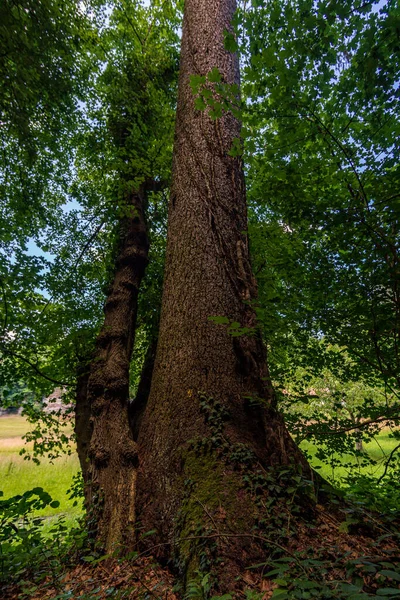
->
136, 0, 311, 589
87, 189, 149, 551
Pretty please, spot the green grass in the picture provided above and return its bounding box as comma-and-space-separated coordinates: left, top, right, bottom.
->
0, 414, 34, 439
300, 429, 399, 483
0, 415, 82, 519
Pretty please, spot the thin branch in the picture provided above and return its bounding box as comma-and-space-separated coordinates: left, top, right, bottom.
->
304, 413, 400, 437
0, 277, 8, 336
376, 443, 400, 484
0, 346, 71, 387
118, 1, 145, 48
35, 219, 106, 323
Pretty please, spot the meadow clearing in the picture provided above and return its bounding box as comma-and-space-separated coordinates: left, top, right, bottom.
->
0, 415, 398, 522
0, 415, 82, 523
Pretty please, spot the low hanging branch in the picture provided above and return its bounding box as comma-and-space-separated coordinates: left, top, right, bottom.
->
302, 411, 400, 437
376, 443, 400, 484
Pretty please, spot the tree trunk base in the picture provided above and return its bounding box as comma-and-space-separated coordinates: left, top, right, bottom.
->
137, 404, 323, 593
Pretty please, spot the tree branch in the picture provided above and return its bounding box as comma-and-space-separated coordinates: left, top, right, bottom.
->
303, 413, 400, 437
376, 443, 400, 484
0, 346, 71, 387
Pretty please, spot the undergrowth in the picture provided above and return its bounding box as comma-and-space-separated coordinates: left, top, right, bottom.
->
1, 398, 399, 599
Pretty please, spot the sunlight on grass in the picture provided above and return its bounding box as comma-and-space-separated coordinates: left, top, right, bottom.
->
300, 428, 399, 483
0, 415, 33, 440
0, 415, 82, 518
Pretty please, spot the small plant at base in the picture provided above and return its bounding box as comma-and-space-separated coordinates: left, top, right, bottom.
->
0, 487, 60, 584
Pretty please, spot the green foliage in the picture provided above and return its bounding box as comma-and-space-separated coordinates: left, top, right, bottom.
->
0, 487, 83, 584
229, 0, 400, 500
255, 548, 400, 599
0, 0, 178, 453
190, 70, 241, 121
208, 315, 255, 337
0, 0, 96, 155
1, 0, 400, 593
239, 0, 400, 389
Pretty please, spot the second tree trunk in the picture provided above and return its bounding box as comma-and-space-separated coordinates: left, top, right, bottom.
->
87, 189, 149, 551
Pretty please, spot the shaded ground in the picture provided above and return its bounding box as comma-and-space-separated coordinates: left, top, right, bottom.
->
1, 502, 400, 599
1, 417, 399, 598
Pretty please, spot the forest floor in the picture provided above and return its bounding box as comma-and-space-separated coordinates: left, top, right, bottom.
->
2, 502, 399, 599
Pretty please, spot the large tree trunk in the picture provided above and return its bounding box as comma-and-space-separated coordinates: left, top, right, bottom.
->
87, 189, 149, 552
136, 0, 311, 589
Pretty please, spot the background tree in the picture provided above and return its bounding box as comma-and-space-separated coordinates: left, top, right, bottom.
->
235, 0, 400, 483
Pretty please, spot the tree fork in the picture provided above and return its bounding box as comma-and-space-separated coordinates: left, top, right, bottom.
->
87, 187, 149, 551
136, 0, 312, 590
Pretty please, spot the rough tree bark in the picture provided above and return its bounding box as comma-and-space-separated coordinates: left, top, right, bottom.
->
87, 188, 149, 551
136, 0, 312, 589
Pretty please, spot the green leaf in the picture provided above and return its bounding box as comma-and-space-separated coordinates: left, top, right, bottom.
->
271, 590, 288, 599
140, 529, 157, 538
228, 137, 243, 157
224, 31, 238, 53
380, 571, 400, 582
208, 316, 230, 325
189, 74, 206, 94
82, 555, 95, 563
194, 97, 207, 111
208, 67, 222, 83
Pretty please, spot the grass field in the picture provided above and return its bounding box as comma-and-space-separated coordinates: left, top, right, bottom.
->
0, 415, 82, 521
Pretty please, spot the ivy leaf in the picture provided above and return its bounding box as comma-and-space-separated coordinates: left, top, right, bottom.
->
228, 137, 243, 157
224, 30, 238, 53
189, 74, 206, 94
194, 96, 207, 111
208, 316, 230, 325
379, 571, 400, 582
210, 103, 223, 120
208, 67, 222, 83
